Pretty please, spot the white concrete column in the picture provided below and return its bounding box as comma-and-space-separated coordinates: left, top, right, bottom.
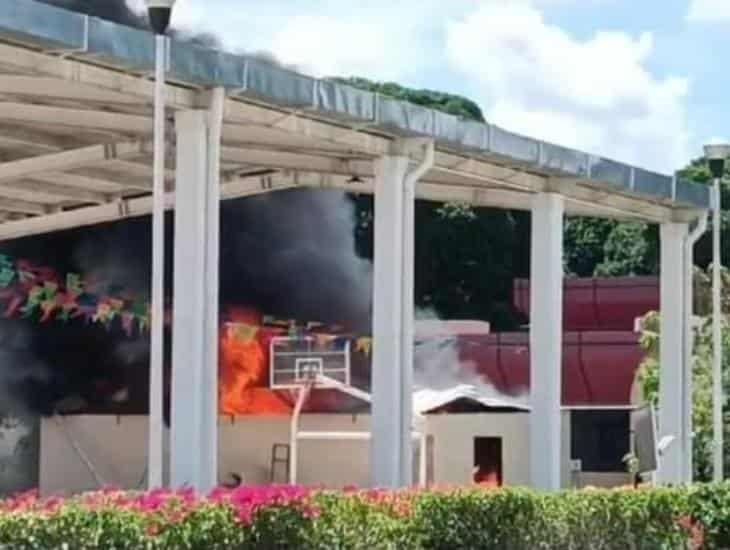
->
170, 108, 220, 492
371, 154, 409, 488
529, 192, 564, 491
658, 222, 688, 485
400, 170, 416, 487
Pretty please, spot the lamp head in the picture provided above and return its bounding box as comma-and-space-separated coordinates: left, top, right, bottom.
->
144, 0, 176, 35
704, 143, 730, 179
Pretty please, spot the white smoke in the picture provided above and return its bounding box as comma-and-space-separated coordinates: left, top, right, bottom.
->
413, 310, 528, 408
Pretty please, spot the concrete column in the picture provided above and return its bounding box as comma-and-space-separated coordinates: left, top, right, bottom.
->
371, 154, 409, 488
400, 170, 416, 486
529, 192, 564, 491
658, 222, 688, 484
170, 109, 220, 492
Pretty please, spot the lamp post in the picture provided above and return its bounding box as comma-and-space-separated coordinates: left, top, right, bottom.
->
704, 142, 729, 482
145, 0, 175, 490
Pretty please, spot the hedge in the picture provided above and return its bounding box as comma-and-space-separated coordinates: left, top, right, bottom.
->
0, 483, 727, 549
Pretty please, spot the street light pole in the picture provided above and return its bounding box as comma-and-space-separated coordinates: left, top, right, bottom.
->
704, 143, 729, 482
145, 0, 176, 490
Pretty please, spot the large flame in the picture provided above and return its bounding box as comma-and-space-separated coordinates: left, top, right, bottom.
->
217, 307, 369, 416
219, 307, 291, 415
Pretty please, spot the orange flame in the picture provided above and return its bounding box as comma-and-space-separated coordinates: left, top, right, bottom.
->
219, 307, 291, 415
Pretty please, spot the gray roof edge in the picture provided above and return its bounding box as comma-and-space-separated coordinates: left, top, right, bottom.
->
0, 0, 711, 210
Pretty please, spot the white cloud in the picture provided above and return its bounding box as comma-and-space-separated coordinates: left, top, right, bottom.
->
268, 15, 412, 79
687, 0, 730, 22
446, 1, 690, 172
159, 0, 468, 81
708, 136, 730, 144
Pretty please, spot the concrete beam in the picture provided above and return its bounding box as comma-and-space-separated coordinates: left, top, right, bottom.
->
0, 172, 340, 240
0, 76, 144, 105
0, 43, 196, 109
0, 103, 152, 135
0, 141, 147, 184
32, 171, 126, 193
0, 196, 46, 215
0, 178, 108, 204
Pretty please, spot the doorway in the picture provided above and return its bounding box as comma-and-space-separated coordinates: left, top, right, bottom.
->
473, 437, 503, 487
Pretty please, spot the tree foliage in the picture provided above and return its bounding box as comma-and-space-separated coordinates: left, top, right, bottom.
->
332, 77, 486, 122
563, 219, 658, 277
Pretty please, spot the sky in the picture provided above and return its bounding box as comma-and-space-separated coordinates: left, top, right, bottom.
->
128, 0, 730, 175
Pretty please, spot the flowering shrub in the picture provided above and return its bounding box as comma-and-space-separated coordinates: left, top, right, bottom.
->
1, 483, 729, 549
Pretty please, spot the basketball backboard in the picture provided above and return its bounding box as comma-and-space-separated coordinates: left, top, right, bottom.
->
269, 336, 351, 390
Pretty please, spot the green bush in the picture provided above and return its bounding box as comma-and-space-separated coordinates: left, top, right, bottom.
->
687, 483, 730, 548
410, 487, 694, 550
2, 484, 729, 549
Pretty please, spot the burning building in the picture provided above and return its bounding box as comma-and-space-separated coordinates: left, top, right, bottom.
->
0, 211, 653, 494
32, 306, 645, 494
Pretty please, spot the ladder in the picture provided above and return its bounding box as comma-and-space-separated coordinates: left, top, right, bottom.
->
270, 443, 290, 483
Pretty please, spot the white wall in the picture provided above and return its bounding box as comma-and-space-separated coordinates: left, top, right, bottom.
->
41, 414, 373, 494
40, 411, 580, 494
40, 416, 153, 495
425, 412, 531, 486
219, 414, 371, 487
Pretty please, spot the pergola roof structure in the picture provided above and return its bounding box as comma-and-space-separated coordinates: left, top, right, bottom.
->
0, 0, 711, 242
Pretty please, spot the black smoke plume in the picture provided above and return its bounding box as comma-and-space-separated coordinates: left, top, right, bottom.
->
1, 189, 371, 416
1, 2, 370, 417
37, 0, 144, 29
36, 0, 220, 46
35, 0, 287, 61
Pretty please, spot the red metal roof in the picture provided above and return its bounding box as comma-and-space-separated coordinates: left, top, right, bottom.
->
457, 331, 643, 407
513, 277, 659, 331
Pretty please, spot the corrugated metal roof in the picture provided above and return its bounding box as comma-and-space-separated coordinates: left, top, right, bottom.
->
413, 384, 529, 414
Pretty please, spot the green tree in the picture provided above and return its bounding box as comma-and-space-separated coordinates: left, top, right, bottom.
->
563, 218, 616, 277
563, 217, 660, 277
595, 222, 658, 276
332, 77, 486, 122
